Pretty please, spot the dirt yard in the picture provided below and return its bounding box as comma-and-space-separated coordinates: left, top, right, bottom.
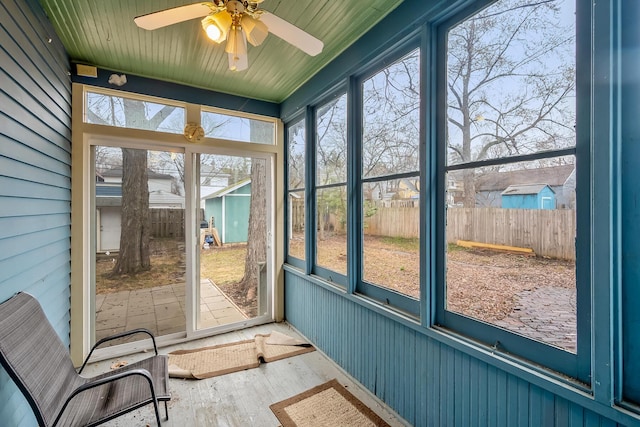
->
292, 233, 576, 328
445, 245, 575, 323
97, 235, 576, 349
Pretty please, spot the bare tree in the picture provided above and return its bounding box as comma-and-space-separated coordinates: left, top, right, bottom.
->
110, 147, 152, 275
446, 0, 575, 206
87, 93, 177, 275
362, 50, 420, 179
238, 158, 267, 303
237, 119, 272, 304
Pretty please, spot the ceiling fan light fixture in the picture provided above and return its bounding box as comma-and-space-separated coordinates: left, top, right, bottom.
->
201, 11, 231, 43
225, 25, 248, 71
135, 0, 325, 72
228, 51, 248, 71
241, 15, 268, 47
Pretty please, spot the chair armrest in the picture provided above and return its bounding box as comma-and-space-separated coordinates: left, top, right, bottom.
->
78, 328, 158, 374
53, 368, 158, 427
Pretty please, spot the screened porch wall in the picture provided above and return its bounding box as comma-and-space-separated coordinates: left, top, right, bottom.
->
0, 0, 72, 426
284, 271, 623, 427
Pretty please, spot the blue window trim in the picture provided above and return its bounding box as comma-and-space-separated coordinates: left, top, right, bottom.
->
612, 0, 637, 410
310, 90, 349, 286
433, 0, 591, 385
351, 38, 423, 316
284, 114, 306, 271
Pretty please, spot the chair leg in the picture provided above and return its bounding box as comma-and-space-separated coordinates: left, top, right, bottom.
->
164, 401, 169, 420
153, 400, 162, 426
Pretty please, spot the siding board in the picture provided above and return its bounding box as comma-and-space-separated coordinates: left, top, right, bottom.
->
0, 0, 71, 101
0, 243, 70, 287
0, 0, 71, 425
0, 130, 70, 172
0, 176, 70, 199
0, 198, 70, 216
0, 87, 70, 145
0, 215, 69, 239
0, 46, 70, 121
0, 156, 70, 188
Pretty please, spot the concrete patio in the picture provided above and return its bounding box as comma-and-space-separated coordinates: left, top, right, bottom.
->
95, 279, 247, 343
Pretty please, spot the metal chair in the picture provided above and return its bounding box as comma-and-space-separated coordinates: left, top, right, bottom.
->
0, 292, 170, 426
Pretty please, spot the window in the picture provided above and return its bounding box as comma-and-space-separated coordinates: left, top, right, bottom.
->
201, 109, 275, 144
314, 94, 348, 282
359, 47, 421, 314
437, 0, 587, 381
287, 117, 306, 265
283, 0, 586, 383
85, 90, 185, 134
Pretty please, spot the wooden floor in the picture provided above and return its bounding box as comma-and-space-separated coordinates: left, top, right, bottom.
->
82, 322, 409, 427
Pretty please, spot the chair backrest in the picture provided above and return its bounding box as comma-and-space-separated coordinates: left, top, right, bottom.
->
0, 292, 81, 427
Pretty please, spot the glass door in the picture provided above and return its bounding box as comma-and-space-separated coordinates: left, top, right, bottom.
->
93, 145, 187, 346
195, 153, 271, 331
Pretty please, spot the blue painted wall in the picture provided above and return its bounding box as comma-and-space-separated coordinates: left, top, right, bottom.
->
0, 0, 71, 425
501, 186, 556, 210
284, 273, 624, 426
73, 67, 279, 118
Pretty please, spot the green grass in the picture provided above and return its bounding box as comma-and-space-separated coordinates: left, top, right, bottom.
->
447, 242, 470, 252
199, 245, 246, 285
380, 236, 420, 251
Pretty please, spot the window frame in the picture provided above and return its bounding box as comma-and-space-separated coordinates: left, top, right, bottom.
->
285, 113, 307, 270
282, 0, 592, 385
433, 0, 591, 384
309, 90, 350, 287
353, 39, 423, 316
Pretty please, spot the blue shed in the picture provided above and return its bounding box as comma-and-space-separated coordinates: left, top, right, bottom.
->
501, 183, 555, 209
203, 179, 251, 243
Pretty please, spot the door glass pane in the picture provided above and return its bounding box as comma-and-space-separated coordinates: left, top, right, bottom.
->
94, 146, 186, 345
198, 154, 269, 329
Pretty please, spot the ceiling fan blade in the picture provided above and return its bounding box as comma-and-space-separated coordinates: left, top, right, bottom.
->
134, 3, 213, 31
260, 12, 323, 56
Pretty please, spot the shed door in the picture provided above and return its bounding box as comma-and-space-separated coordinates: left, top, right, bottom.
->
98, 207, 121, 252
541, 196, 554, 209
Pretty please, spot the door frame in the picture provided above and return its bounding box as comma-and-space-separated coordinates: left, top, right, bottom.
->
70, 84, 284, 365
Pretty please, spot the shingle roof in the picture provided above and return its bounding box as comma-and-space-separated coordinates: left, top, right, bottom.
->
474, 164, 574, 192
501, 184, 554, 196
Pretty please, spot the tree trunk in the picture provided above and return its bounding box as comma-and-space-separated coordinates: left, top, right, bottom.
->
111, 148, 151, 275
238, 159, 267, 302
462, 169, 476, 208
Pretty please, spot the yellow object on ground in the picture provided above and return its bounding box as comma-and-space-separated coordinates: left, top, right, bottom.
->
456, 240, 534, 255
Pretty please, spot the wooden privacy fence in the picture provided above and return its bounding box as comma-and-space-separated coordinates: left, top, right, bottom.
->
150, 208, 185, 238
364, 206, 576, 260
365, 206, 419, 239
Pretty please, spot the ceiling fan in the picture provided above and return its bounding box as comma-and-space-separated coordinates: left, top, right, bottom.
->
134, 0, 324, 72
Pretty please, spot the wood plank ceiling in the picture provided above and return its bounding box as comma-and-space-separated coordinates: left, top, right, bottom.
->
38, 0, 403, 102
